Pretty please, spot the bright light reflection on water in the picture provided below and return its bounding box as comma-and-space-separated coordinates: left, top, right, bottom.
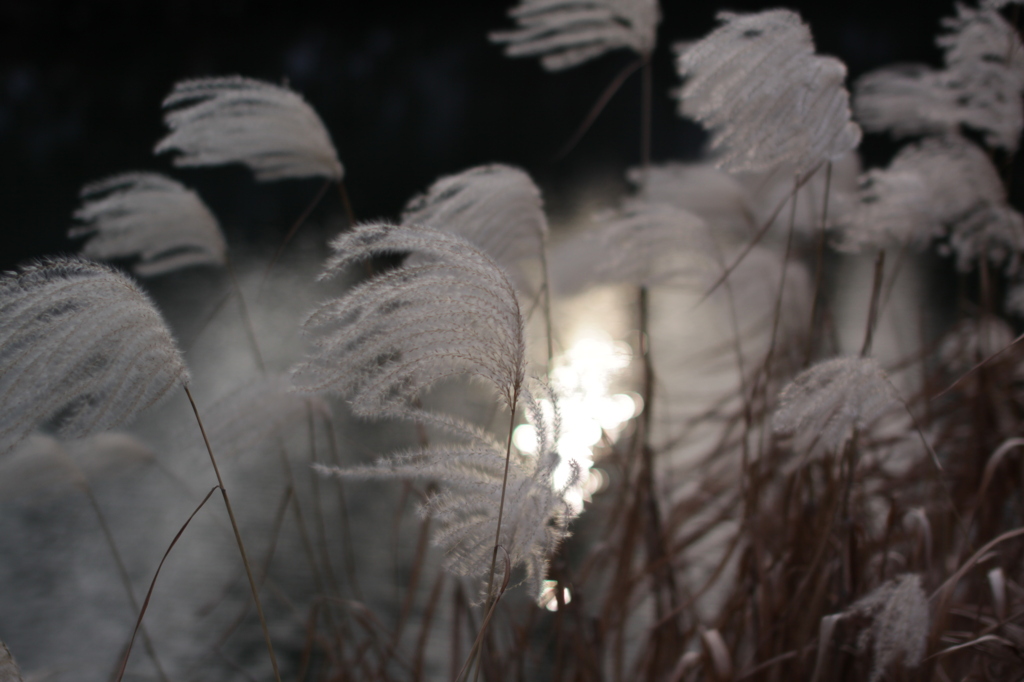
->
515, 329, 641, 512
539, 579, 572, 611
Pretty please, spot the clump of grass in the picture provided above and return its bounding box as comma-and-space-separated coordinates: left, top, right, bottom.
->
4, 2, 1024, 681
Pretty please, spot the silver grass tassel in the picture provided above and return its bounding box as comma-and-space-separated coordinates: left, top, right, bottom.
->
0, 258, 189, 455
490, 0, 660, 71
674, 9, 861, 173
155, 76, 343, 182
401, 164, 548, 295
292, 223, 526, 416
69, 172, 227, 277
773, 356, 898, 453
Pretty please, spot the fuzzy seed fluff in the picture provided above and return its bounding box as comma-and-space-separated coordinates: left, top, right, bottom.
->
490, 0, 660, 71
69, 172, 227, 277
0, 258, 189, 455
850, 574, 930, 682
773, 356, 898, 453
155, 76, 343, 182
674, 9, 861, 173
292, 223, 526, 416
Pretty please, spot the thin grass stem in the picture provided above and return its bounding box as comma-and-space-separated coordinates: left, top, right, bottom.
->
184, 384, 282, 682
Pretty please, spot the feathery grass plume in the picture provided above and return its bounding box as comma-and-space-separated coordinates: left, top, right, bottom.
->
849, 574, 929, 682
549, 201, 714, 296
938, 3, 1024, 152
292, 223, 526, 418
853, 64, 959, 138
772, 356, 898, 453
204, 373, 330, 458
855, 5, 1024, 151
401, 164, 548, 294
319, 385, 575, 599
903, 135, 1024, 273
0, 640, 22, 682
155, 76, 343, 182
834, 167, 933, 253
0, 258, 189, 455
69, 172, 227, 277
673, 9, 861, 173
489, 0, 660, 71
626, 155, 861, 238
840, 135, 1024, 272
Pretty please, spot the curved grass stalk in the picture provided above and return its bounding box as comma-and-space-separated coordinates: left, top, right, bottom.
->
184, 385, 282, 682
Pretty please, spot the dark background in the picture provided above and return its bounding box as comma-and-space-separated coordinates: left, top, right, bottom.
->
0, 0, 953, 271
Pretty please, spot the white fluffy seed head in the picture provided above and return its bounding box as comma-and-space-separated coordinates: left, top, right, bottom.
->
849, 574, 930, 682
292, 223, 526, 415
674, 9, 861, 173
0, 257, 189, 456
155, 76, 343, 182
315, 382, 575, 601
69, 171, 227, 277
490, 0, 661, 71
854, 5, 1024, 151
773, 356, 898, 453
401, 164, 548, 294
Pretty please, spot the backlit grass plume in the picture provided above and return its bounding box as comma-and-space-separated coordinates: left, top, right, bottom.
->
674, 9, 861, 173
69, 172, 227, 277
839, 135, 1024, 273
401, 164, 548, 292
855, 4, 1024, 151
773, 356, 898, 453
319, 385, 576, 598
490, 0, 661, 71
849, 574, 929, 682
155, 76, 343, 182
0, 258, 189, 455
292, 223, 526, 418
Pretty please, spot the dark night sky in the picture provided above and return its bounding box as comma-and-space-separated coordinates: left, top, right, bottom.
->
0, 0, 951, 271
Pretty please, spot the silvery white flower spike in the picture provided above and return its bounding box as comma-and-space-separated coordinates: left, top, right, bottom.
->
292, 223, 526, 416
69, 172, 227, 277
318, 385, 574, 598
849, 574, 929, 682
490, 0, 660, 71
0, 258, 189, 455
853, 65, 961, 141
938, 4, 1024, 151
401, 164, 548, 294
854, 135, 1024, 273
773, 356, 897, 453
855, 5, 1024, 151
155, 76, 343, 182
835, 166, 933, 253
674, 9, 861, 173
